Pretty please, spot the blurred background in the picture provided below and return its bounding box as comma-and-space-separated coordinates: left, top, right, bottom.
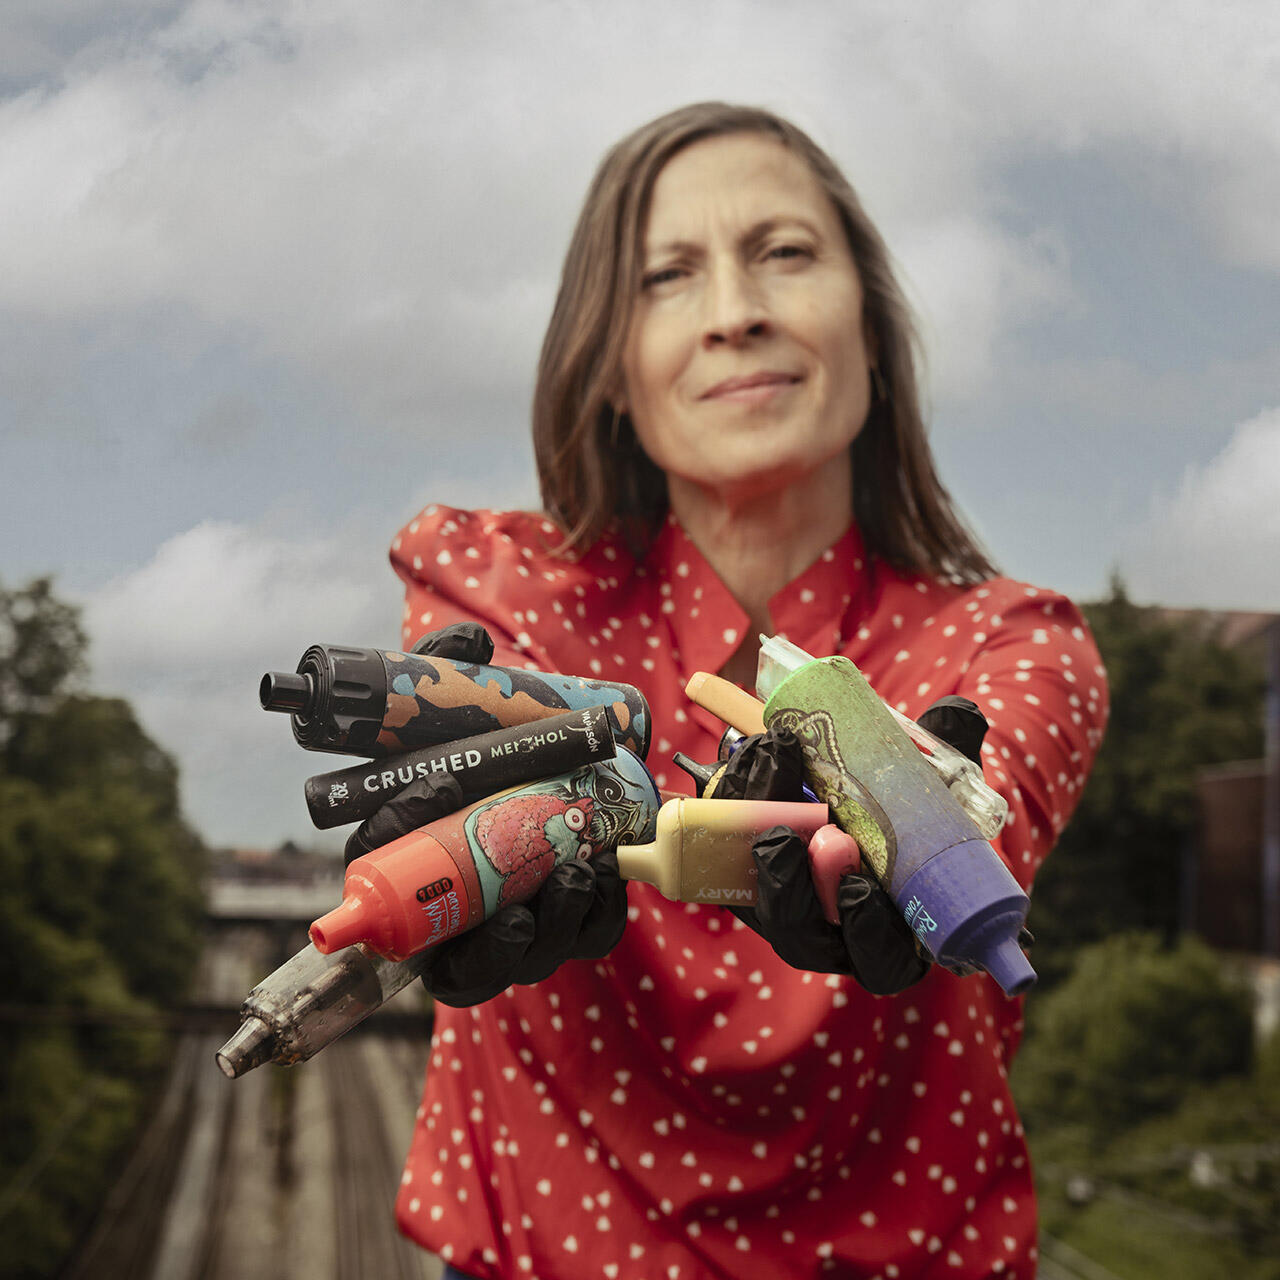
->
1, 2, 1277, 1277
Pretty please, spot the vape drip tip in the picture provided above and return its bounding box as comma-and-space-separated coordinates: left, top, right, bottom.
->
259, 670, 313, 714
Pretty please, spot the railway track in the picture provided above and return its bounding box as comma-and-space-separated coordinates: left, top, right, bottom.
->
59, 924, 442, 1280
60, 1034, 204, 1280
325, 1036, 435, 1280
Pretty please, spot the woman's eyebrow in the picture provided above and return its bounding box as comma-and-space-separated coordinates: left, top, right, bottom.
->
644, 216, 824, 261
644, 237, 702, 261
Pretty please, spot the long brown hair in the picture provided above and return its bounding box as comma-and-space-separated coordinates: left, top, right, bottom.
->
532, 102, 997, 584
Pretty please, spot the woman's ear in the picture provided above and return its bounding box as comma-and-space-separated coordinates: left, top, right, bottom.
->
609, 382, 629, 417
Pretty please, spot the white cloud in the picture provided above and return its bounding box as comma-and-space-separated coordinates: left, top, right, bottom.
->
940, 0, 1280, 272
9, 0, 1280, 843
84, 518, 392, 670
81, 518, 399, 847
6, 0, 1273, 423
897, 217, 1071, 402
1122, 406, 1280, 610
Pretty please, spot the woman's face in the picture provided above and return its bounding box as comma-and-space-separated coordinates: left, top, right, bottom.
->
620, 133, 874, 506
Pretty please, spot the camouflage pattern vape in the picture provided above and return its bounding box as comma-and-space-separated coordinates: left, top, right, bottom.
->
261, 643, 651, 760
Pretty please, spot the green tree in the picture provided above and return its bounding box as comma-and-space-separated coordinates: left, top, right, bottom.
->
0, 577, 86, 740
1017, 935, 1280, 1278
1014, 932, 1254, 1136
0, 578, 205, 1280
1028, 578, 1265, 983
5, 695, 205, 1004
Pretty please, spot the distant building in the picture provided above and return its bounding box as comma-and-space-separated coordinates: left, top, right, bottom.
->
1153, 608, 1276, 662
1167, 611, 1279, 960
208, 841, 342, 886
205, 843, 343, 931
1194, 758, 1270, 952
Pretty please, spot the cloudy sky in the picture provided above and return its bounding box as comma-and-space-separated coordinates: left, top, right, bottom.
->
2, 0, 1277, 850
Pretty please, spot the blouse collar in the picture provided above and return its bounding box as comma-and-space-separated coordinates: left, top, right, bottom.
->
644, 510, 874, 690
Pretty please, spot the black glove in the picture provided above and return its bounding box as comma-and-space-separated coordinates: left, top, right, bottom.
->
916, 695, 990, 764
716, 696, 993, 996
344, 621, 628, 1007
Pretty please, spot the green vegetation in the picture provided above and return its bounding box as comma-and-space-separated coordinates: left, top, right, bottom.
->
1018, 941, 1280, 1278
1013, 582, 1277, 1279
1028, 578, 1266, 985
1016, 933, 1254, 1135
0, 578, 206, 1280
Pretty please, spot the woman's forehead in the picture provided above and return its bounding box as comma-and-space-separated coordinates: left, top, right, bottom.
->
644, 134, 837, 245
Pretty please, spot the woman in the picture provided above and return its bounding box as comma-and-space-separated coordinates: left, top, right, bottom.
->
371, 103, 1108, 1279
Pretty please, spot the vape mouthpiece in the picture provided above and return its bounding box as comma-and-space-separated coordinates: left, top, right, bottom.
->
309, 896, 375, 955
672, 751, 721, 796
975, 937, 1037, 997
260, 670, 313, 713
215, 1016, 276, 1079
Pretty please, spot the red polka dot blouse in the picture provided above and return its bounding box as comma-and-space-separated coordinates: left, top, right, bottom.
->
388, 506, 1108, 1280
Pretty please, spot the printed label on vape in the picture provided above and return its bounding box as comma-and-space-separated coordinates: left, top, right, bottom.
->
698, 887, 756, 902
420, 883, 465, 945
327, 781, 350, 806
571, 707, 605, 755
416, 876, 454, 903
465, 758, 658, 917
489, 727, 570, 757
769, 705, 896, 881
363, 750, 484, 794
903, 894, 938, 943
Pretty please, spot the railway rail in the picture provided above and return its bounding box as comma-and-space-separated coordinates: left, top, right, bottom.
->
58, 924, 441, 1280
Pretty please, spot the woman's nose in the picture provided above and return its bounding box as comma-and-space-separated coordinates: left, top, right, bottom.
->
701, 263, 771, 348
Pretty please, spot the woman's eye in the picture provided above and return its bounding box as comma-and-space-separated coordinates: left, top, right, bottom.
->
642, 266, 685, 288
766, 244, 809, 262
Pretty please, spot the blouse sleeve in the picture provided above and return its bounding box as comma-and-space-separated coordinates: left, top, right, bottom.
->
952, 584, 1109, 892
389, 505, 529, 669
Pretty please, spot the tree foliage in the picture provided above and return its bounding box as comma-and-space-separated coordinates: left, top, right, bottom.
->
1015, 595, 1276, 1276
1014, 932, 1254, 1135
1028, 578, 1265, 983
0, 577, 86, 738
1018, 936, 1280, 1275
0, 578, 206, 1280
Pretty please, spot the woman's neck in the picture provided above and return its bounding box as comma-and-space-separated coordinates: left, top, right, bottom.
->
666, 455, 853, 686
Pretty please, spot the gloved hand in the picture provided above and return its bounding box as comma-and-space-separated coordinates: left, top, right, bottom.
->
344, 621, 629, 1007
714, 696, 995, 996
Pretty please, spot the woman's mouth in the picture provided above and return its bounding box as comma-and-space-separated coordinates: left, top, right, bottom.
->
701, 371, 802, 404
